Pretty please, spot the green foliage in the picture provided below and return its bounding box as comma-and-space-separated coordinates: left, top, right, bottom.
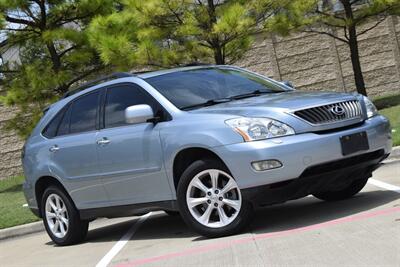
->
88, 0, 281, 68
267, 0, 400, 36
265, 0, 317, 35
88, 11, 139, 69
0, 176, 39, 229
0, 59, 62, 137
0, 0, 116, 138
380, 105, 400, 146
373, 93, 400, 110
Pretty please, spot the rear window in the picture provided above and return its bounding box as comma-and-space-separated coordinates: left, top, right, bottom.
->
42, 108, 66, 138
42, 91, 100, 138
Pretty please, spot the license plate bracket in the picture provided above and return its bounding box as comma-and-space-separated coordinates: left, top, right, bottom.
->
340, 131, 369, 156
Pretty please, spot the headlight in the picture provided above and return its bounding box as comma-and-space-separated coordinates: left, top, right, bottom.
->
225, 117, 295, 142
363, 96, 378, 118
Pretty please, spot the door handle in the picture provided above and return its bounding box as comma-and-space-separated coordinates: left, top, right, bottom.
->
49, 145, 60, 153
97, 138, 110, 145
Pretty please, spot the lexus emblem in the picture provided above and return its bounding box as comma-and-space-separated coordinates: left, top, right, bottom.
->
330, 105, 345, 116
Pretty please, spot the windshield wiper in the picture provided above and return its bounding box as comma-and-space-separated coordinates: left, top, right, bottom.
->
181, 98, 231, 110
180, 90, 274, 110
229, 90, 273, 100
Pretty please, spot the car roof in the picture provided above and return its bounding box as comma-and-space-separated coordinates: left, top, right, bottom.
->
136, 64, 235, 79
48, 64, 239, 113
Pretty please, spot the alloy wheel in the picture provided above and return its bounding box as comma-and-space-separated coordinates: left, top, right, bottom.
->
45, 193, 69, 238
186, 169, 242, 228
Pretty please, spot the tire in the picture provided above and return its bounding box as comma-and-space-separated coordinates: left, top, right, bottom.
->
313, 177, 368, 201
41, 186, 89, 246
164, 210, 180, 216
177, 159, 253, 238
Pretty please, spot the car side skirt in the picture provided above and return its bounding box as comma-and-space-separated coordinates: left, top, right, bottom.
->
79, 200, 178, 220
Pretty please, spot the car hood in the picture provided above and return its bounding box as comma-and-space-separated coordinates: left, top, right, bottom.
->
189, 91, 360, 117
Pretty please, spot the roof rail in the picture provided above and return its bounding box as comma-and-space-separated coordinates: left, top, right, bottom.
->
183, 62, 212, 67
62, 72, 134, 99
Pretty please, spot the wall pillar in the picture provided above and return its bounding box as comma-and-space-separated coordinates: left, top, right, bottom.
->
387, 16, 400, 82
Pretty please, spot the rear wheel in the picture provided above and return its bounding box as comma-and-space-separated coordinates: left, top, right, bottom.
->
313, 177, 368, 201
41, 186, 88, 246
177, 159, 253, 238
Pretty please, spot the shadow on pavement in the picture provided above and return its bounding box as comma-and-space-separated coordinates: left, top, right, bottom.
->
62, 189, 398, 245
250, 190, 399, 234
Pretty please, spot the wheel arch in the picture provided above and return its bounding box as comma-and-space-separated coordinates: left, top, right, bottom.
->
172, 147, 229, 190
35, 176, 70, 217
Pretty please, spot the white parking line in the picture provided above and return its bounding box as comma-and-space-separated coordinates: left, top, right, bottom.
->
96, 212, 152, 267
368, 179, 400, 194
94, 178, 397, 267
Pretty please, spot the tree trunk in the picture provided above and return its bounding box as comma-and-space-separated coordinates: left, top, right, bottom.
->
341, 0, 367, 96
46, 42, 61, 72
348, 25, 367, 96
207, 0, 225, 64
214, 46, 225, 64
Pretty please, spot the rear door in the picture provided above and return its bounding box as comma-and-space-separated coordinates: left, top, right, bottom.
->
96, 83, 172, 206
48, 90, 109, 209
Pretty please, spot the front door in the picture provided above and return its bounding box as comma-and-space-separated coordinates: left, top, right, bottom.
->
97, 83, 172, 205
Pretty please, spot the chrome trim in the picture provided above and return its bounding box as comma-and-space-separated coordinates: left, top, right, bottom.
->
291, 100, 363, 126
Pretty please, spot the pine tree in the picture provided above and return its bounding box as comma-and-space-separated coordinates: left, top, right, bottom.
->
88, 0, 282, 69
0, 0, 116, 137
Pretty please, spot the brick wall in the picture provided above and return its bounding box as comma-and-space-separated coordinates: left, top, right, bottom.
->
237, 16, 400, 97
1, 16, 399, 179
0, 104, 24, 179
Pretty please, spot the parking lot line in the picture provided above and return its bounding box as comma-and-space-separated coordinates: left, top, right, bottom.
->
368, 179, 400, 193
114, 206, 400, 267
96, 213, 152, 267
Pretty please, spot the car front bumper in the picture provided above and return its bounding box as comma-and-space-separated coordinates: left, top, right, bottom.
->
214, 115, 392, 191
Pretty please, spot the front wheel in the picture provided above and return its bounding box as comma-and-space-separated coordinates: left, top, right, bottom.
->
42, 186, 88, 246
164, 210, 180, 216
313, 177, 368, 201
177, 159, 253, 238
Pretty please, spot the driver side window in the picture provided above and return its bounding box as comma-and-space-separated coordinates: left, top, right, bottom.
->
104, 83, 160, 128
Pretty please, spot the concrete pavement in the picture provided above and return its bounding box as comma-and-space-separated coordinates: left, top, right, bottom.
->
1, 161, 399, 267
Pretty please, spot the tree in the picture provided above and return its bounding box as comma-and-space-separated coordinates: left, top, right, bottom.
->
88, 0, 283, 69
0, 0, 115, 137
267, 0, 400, 96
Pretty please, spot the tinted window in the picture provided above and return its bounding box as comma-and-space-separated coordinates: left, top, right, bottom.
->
105, 84, 157, 128
43, 109, 65, 138
69, 91, 99, 134
57, 105, 72, 136
145, 68, 286, 109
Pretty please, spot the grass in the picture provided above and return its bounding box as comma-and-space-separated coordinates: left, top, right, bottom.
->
0, 176, 40, 229
372, 93, 399, 146
379, 105, 400, 146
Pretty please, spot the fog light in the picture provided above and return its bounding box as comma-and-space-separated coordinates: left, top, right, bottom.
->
251, 160, 282, 171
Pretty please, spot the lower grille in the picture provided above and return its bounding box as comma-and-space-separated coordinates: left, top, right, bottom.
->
301, 149, 385, 178
294, 100, 362, 125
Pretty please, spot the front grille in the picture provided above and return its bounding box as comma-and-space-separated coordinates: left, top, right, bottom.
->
294, 100, 362, 125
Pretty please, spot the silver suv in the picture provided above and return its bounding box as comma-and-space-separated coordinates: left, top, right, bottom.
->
22, 65, 392, 245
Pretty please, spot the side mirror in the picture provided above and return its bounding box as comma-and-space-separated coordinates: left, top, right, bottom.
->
125, 104, 154, 124
282, 80, 295, 89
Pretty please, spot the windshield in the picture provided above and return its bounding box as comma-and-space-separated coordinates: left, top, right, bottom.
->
145, 67, 287, 110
